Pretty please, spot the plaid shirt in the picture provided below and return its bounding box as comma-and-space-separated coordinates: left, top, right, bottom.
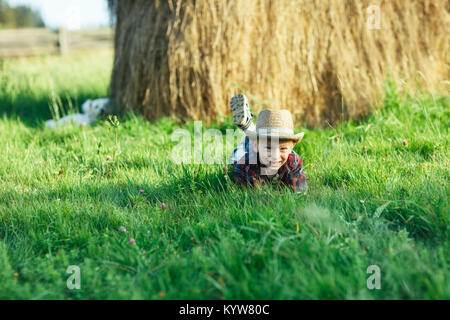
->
233, 148, 307, 193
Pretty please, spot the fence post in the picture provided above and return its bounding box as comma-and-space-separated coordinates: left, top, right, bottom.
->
58, 27, 69, 55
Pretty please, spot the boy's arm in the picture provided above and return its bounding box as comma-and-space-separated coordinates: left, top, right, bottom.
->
233, 152, 258, 188
289, 164, 307, 193
233, 161, 248, 187
286, 154, 307, 193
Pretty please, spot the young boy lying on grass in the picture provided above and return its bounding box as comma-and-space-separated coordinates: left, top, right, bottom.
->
229, 94, 307, 193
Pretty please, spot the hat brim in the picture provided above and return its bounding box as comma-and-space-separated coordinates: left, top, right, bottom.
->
245, 131, 304, 143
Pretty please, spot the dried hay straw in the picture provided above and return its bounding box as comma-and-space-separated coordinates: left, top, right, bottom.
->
108, 0, 449, 126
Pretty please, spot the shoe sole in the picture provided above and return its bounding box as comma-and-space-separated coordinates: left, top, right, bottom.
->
230, 93, 251, 127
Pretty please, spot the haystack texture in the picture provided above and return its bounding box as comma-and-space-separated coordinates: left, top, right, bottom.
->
108, 0, 449, 126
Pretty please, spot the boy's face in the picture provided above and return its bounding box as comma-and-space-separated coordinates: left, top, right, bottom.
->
251, 137, 296, 171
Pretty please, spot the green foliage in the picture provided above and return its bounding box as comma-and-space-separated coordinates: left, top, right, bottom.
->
0, 51, 448, 299
0, 0, 45, 29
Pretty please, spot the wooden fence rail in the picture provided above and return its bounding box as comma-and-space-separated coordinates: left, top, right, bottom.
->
0, 27, 114, 58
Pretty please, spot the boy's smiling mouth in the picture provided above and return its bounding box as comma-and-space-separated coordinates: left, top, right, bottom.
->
268, 160, 283, 167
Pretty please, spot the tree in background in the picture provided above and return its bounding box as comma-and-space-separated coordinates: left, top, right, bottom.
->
0, 0, 45, 29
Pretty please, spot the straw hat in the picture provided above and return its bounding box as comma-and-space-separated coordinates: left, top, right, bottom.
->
245, 109, 304, 142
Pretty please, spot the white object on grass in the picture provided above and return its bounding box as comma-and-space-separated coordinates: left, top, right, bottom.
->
45, 98, 109, 128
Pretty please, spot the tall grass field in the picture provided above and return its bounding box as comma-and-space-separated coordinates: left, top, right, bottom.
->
0, 50, 449, 299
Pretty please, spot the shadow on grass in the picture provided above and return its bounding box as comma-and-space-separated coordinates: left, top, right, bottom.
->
0, 166, 232, 210
0, 93, 98, 128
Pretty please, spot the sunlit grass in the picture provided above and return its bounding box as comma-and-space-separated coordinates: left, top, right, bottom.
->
0, 52, 448, 299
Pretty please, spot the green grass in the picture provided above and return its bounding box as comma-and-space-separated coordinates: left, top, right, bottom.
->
0, 51, 449, 299
0, 50, 113, 126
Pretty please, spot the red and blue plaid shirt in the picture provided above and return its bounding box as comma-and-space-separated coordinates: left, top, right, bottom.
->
233, 148, 307, 193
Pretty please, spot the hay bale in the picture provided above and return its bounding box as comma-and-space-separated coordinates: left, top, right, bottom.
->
108, 0, 449, 126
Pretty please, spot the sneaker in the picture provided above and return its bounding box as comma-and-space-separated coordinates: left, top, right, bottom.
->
230, 93, 253, 130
